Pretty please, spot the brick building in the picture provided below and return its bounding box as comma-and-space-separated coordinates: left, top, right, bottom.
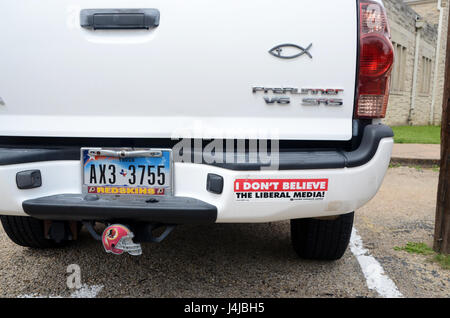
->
383, 0, 448, 126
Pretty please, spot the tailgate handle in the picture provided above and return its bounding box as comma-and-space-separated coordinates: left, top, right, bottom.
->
80, 9, 160, 30
88, 149, 163, 158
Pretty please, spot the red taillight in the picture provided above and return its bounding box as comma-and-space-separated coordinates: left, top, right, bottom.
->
356, 0, 394, 119
360, 34, 394, 77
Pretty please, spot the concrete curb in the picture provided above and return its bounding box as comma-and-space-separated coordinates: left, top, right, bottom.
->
391, 144, 440, 167
390, 157, 440, 167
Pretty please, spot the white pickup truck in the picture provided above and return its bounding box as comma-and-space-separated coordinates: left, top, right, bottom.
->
0, 0, 394, 259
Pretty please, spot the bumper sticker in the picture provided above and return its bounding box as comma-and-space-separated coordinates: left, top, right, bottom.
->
234, 179, 328, 202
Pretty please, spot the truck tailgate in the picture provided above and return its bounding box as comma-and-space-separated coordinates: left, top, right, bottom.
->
0, 0, 357, 140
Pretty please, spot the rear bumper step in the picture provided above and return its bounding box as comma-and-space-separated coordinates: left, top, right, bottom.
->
0, 124, 393, 170
22, 194, 217, 224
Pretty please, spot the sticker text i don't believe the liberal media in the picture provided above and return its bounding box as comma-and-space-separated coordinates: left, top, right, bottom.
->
234, 178, 328, 201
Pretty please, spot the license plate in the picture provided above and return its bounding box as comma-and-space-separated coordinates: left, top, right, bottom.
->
81, 148, 172, 197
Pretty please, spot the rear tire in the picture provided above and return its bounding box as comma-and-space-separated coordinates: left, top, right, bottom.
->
290, 212, 354, 260
0, 215, 70, 248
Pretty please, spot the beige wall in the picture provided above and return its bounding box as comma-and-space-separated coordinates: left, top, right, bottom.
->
383, 0, 447, 126
405, 0, 443, 24
408, 0, 448, 125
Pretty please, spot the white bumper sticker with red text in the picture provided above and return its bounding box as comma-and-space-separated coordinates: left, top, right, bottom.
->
234, 178, 328, 202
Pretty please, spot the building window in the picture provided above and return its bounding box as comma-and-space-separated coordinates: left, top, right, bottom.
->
390, 42, 407, 93
419, 56, 432, 95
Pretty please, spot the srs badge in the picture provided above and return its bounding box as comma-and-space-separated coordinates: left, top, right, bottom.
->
252, 87, 344, 106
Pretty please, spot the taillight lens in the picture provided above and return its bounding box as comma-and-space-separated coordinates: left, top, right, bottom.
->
356, 0, 394, 118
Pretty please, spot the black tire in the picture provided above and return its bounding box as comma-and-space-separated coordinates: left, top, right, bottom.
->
290, 212, 354, 260
0, 215, 69, 248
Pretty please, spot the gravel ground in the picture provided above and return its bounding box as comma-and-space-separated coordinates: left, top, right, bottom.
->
355, 166, 449, 298
0, 167, 447, 298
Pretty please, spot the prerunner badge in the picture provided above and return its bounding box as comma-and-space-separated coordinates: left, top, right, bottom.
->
234, 178, 328, 202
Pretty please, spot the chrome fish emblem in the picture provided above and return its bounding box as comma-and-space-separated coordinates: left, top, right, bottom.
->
269, 43, 313, 59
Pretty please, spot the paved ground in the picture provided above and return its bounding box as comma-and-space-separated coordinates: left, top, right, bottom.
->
391, 144, 440, 166
0, 167, 448, 298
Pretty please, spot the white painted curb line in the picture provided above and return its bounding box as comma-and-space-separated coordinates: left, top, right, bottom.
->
350, 228, 403, 298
